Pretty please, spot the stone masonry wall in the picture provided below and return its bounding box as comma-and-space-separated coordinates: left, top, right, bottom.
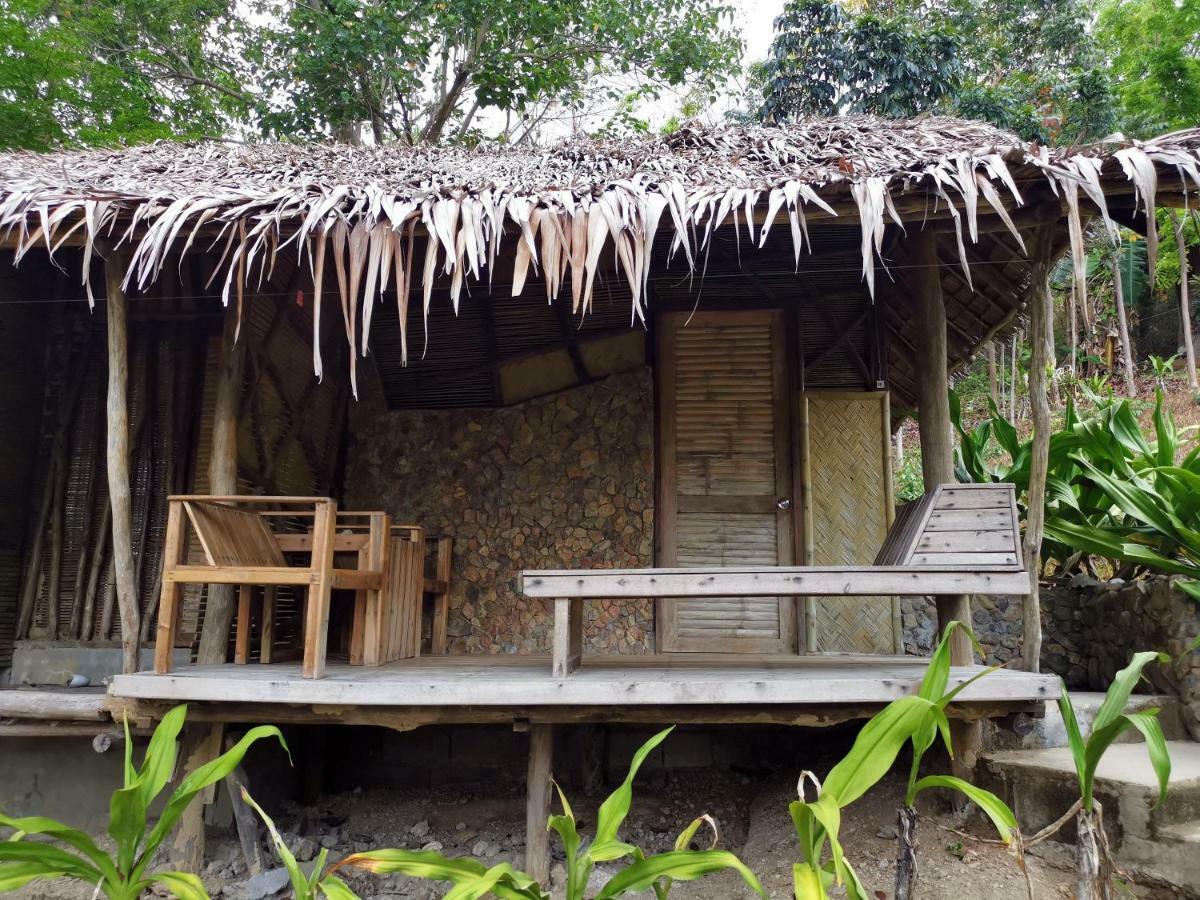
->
900, 595, 1026, 665
345, 368, 655, 655
1041, 575, 1200, 739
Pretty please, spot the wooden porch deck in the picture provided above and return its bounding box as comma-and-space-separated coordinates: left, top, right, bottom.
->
109, 653, 1058, 711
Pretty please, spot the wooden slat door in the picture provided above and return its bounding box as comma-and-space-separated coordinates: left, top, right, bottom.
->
656, 310, 796, 653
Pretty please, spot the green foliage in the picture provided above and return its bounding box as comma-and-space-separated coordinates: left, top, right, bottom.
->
1059, 651, 1172, 812
339, 727, 764, 900
950, 385, 1200, 592
0, 705, 288, 899
251, 0, 741, 144
240, 789, 356, 900
903, 623, 1017, 843
760, 0, 960, 120
1096, 0, 1200, 137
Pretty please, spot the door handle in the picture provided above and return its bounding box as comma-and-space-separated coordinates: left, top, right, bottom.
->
777, 498, 792, 510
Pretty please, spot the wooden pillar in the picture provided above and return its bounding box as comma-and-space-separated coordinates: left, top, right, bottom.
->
552, 598, 583, 677
911, 230, 979, 781
1022, 227, 1057, 674
171, 721, 224, 872
196, 301, 247, 664
525, 724, 553, 884
105, 255, 140, 674
911, 231, 972, 662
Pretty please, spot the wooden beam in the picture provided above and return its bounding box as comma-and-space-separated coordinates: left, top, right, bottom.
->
552, 598, 583, 677
104, 254, 140, 675
525, 725, 553, 884
196, 302, 247, 665
1021, 226, 1056, 674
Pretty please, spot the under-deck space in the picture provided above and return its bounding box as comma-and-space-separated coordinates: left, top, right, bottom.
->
109, 654, 1057, 711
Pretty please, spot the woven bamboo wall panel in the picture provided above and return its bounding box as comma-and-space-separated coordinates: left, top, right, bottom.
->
805, 392, 896, 654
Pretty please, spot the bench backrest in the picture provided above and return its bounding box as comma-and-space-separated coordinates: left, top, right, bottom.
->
183, 500, 287, 568
873, 483, 1022, 569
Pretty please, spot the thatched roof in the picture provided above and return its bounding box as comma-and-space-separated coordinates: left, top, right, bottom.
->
2, 115, 1199, 397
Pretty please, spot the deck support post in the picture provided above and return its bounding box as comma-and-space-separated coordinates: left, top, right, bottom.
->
104, 253, 140, 675
171, 721, 224, 872
553, 598, 583, 677
525, 724, 554, 884
196, 301, 247, 665
1021, 227, 1057, 673
912, 229, 980, 780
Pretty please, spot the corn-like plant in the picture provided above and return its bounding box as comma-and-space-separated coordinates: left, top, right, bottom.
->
0, 705, 287, 899
338, 727, 765, 899
894, 622, 1017, 900
239, 788, 358, 900
1059, 651, 1172, 900
790, 695, 940, 899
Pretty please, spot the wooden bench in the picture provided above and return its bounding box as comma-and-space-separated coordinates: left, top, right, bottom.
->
519, 483, 1029, 677
156, 496, 422, 679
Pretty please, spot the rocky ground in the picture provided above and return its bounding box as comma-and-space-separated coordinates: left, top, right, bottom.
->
9, 762, 1182, 900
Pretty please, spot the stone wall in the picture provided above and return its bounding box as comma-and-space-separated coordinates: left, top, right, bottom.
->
900, 595, 1025, 666
345, 368, 655, 655
1041, 575, 1200, 738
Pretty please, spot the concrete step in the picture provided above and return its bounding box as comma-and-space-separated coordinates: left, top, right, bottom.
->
987, 691, 1187, 751
982, 740, 1200, 895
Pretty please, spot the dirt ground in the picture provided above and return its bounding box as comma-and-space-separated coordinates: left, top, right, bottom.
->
9, 763, 1181, 899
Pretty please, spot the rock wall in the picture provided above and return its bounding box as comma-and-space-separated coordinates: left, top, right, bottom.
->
345, 368, 655, 655
900, 595, 1025, 666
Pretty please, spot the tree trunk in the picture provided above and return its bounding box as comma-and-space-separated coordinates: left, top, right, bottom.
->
1010, 331, 1020, 421
1111, 249, 1137, 396
196, 302, 246, 665
894, 805, 919, 900
1169, 210, 1198, 390
105, 254, 140, 674
987, 342, 999, 406
1069, 283, 1079, 386
1076, 808, 1112, 900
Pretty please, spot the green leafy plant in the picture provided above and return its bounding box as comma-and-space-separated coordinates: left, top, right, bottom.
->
894, 623, 1017, 899
1148, 354, 1179, 389
0, 705, 287, 899
1055, 651, 1172, 899
240, 789, 358, 900
339, 727, 764, 899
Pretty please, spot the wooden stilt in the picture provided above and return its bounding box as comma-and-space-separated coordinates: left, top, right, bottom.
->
171, 722, 224, 873
223, 744, 266, 876
525, 724, 553, 884
196, 301, 246, 665
105, 254, 140, 674
911, 229, 978, 784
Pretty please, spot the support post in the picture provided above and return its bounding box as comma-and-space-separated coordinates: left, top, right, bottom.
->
196, 301, 247, 665
525, 724, 553, 885
105, 254, 140, 674
171, 722, 224, 872
911, 229, 979, 781
552, 598, 583, 677
1021, 227, 1057, 673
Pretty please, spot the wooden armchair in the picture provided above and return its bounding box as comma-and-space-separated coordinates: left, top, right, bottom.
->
154, 496, 392, 679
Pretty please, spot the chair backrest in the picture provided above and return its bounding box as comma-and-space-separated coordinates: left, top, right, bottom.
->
183, 501, 287, 568
873, 483, 1022, 569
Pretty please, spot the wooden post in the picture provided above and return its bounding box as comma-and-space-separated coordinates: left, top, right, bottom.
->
171, 722, 224, 872
1021, 227, 1057, 674
223, 749, 266, 876
525, 725, 553, 884
105, 255, 140, 674
552, 598, 583, 677
196, 301, 247, 665
302, 499, 337, 679
154, 500, 186, 673
911, 229, 979, 782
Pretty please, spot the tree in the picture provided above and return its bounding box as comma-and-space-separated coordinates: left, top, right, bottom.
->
1096, 0, 1200, 138
0, 0, 252, 151
250, 0, 741, 145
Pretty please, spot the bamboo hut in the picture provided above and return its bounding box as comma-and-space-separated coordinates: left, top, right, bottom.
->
1, 116, 1198, 876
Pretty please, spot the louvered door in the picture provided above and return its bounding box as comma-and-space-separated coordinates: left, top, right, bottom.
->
656, 310, 796, 653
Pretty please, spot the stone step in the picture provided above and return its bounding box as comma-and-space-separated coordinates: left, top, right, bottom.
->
987, 691, 1187, 751
982, 740, 1200, 894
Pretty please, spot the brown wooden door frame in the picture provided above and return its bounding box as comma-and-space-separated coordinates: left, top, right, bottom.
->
653, 309, 798, 653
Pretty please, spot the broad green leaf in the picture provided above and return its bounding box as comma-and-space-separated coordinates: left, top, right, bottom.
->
137, 705, 188, 810
673, 815, 714, 852
1058, 686, 1087, 801
546, 781, 582, 897
1178, 581, 1200, 605
1091, 651, 1169, 735
318, 875, 362, 900
594, 727, 673, 847
339, 849, 489, 880
0, 814, 117, 883
911, 775, 1015, 842
239, 788, 308, 897
0, 841, 102, 883
595, 850, 766, 899
1082, 716, 1137, 810
151, 870, 211, 900
1123, 711, 1172, 808
141, 725, 288, 874
805, 795, 844, 887
792, 862, 828, 900
442, 862, 544, 900
822, 696, 934, 806
1153, 390, 1178, 466
0, 861, 69, 891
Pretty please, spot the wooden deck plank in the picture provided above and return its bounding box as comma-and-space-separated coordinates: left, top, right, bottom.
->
110, 658, 1057, 707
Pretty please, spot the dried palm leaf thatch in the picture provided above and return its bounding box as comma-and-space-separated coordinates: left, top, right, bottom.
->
1, 116, 1199, 395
